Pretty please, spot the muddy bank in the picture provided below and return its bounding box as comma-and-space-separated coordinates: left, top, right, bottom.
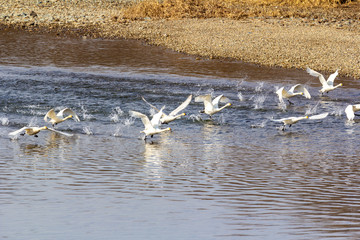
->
0, 0, 359, 78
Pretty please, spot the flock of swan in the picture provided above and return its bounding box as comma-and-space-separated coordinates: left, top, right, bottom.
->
7, 67, 359, 140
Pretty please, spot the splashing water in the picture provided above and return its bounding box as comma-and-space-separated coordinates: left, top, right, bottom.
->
305, 101, 320, 115
332, 106, 344, 117
123, 117, 134, 126
189, 114, 202, 122
113, 125, 123, 137
109, 106, 124, 123
237, 92, 245, 102
251, 94, 267, 110
80, 104, 94, 121
255, 82, 264, 92
0, 117, 9, 126
83, 126, 93, 135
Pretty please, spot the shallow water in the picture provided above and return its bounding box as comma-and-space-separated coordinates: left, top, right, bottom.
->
1, 29, 360, 240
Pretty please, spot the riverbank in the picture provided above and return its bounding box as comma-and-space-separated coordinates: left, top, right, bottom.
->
0, 0, 359, 78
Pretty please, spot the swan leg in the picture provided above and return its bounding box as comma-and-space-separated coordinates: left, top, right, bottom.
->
287, 99, 293, 105
20, 133, 25, 136
34, 135, 38, 137
151, 135, 154, 138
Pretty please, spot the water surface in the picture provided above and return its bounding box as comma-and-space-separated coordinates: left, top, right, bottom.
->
1, 29, 360, 240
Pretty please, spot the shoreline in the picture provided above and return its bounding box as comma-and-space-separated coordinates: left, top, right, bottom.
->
0, 1, 359, 78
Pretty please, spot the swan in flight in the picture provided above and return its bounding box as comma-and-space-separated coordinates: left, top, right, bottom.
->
345, 104, 360, 121
195, 94, 231, 118
141, 95, 192, 124
44, 108, 80, 126
276, 84, 311, 103
306, 67, 342, 94
129, 110, 171, 140
9, 126, 73, 138
272, 112, 328, 130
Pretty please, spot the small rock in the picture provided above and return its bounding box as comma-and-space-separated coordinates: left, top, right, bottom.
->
30, 11, 37, 18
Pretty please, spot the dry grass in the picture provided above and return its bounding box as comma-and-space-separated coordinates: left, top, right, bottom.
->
122, 0, 355, 20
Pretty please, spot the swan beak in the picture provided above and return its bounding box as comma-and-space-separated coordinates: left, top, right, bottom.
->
305, 116, 309, 119
168, 128, 172, 132
182, 113, 186, 116
340, 83, 343, 86
44, 126, 48, 129
69, 115, 73, 118
228, 103, 232, 106
300, 92, 303, 95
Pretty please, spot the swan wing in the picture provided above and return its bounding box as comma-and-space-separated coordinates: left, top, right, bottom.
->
353, 104, 360, 112
9, 127, 30, 136
290, 84, 311, 99
44, 109, 59, 122
212, 95, 230, 108
306, 67, 328, 87
326, 70, 338, 87
129, 110, 154, 131
345, 105, 355, 120
276, 87, 290, 100
141, 96, 161, 113
195, 95, 214, 112
151, 106, 165, 127
58, 108, 80, 122
309, 112, 329, 120
46, 127, 74, 137
169, 95, 192, 116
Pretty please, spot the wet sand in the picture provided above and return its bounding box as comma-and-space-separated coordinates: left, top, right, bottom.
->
0, 0, 359, 78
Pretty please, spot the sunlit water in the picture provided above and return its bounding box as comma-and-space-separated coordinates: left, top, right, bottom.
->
1, 29, 360, 240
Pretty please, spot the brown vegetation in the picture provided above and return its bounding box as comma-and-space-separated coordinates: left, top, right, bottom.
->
122, 0, 357, 20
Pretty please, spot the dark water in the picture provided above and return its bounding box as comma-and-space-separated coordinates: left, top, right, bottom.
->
1, 29, 360, 240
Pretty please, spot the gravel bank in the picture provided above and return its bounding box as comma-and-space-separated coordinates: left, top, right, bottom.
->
0, 0, 359, 78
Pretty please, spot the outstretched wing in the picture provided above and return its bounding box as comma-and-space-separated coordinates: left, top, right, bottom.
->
345, 105, 355, 121
212, 95, 230, 109
44, 109, 59, 122
309, 112, 329, 120
169, 95, 192, 116
195, 94, 213, 112
58, 108, 80, 122
290, 84, 311, 99
151, 106, 165, 128
326, 70, 339, 87
46, 127, 74, 137
306, 67, 328, 87
9, 127, 29, 136
141, 96, 161, 113
129, 110, 154, 131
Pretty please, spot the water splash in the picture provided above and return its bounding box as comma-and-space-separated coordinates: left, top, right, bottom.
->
251, 120, 268, 128
80, 104, 94, 121
250, 94, 267, 110
109, 106, 124, 123
113, 125, 123, 137
305, 101, 320, 115
332, 106, 344, 117
255, 82, 264, 92
237, 92, 245, 102
83, 126, 93, 135
189, 114, 202, 122
217, 114, 226, 124
0, 117, 9, 126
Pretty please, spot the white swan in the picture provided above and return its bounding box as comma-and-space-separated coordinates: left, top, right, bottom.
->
141, 95, 192, 124
345, 104, 360, 121
276, 84, 311, 103
306, 67, 342, 94
195, 94, 231, 117
129, 110, 171, 139
9, 126, 73, 137
44, 108, 80, 126
272, 112, 328, 130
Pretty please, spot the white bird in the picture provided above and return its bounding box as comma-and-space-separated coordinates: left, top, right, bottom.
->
272, 112, 329, 130
306, 67, 342, 94
141, 95, 192, 124
9, 126, 73, 138
195, 94, 231, 117
44, 108, 80, 126
276, 84, 311, 103
129, 110, 171, 140
345, 104, 360, 121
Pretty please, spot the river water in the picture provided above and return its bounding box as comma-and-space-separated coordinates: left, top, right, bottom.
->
1, 29, 360, 240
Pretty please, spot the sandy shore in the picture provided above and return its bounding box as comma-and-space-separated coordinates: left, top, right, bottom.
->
0, 0, 359, 78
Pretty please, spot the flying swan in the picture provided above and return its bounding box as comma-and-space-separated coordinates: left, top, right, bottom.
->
195, 94, 231, 118
129, 110, 171, 140
345, 104, 360, 121
141, 95, 192, 124
272, 112, 329, 131
44, 108, 80, 126
9, 126, 74, 138
306, 67, 342, 94
276, 84, 311, 103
